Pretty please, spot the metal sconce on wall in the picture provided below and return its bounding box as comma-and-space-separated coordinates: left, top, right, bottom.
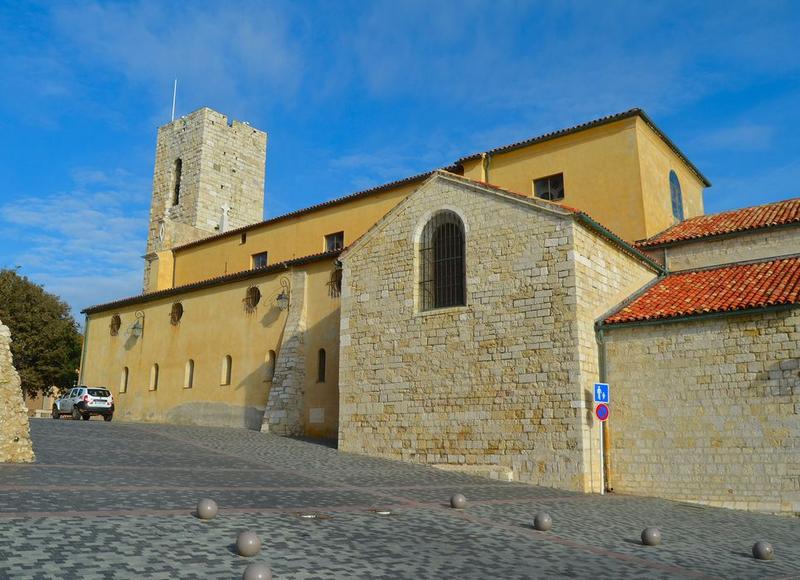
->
275, 276, 291, 311
128, 311, 145, 338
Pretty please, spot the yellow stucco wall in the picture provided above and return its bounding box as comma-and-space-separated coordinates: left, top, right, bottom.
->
459, 117, 706, 243
634, 117, 706, 239
460, 118, 649, 241
170, 182, 420, 288
81, 259, 342, 437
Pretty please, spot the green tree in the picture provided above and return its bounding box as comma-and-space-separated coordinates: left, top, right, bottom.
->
0, 269, 82, 397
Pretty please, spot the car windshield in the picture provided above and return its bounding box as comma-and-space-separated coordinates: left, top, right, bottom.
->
88, 389, 110, 397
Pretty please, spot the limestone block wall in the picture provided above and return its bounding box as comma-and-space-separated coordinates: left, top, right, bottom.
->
144, 107, 267, 291
642, 225, 800, 272
604, 310, 800, 515
572, 225, 658, 491
0, 321, 35, 463
339, 177, 592, 490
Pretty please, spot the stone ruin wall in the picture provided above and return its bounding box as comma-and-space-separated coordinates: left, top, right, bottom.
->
0, 320, 35, 463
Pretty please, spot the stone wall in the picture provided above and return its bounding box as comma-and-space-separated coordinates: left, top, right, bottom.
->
339, 175, 655, 490
642, 225, 800, 272
604, 310, 800, 515
0, 321, 35, 463
572, 225, 658, 491
262, 271, 307, 436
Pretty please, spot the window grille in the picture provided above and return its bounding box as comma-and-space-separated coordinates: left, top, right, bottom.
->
110, 314, 121, 336
170, 303, 184, 325
419, 211, 466, 311
534, 173, 565, 201
244, 286, 261, 312
669, 170, 684, 221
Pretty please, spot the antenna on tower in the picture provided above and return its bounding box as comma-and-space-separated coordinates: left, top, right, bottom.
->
171, 79, 177, 122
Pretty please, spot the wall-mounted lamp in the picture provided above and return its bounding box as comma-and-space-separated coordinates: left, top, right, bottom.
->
275, 277, 291, 311
128, 311, 145, 338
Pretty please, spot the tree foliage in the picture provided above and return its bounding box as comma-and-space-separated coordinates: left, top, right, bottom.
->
0, 269, 82, 397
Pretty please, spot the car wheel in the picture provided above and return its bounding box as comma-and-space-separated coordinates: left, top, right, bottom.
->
52, 406, 60, 419
81, 413, 90, 421
71, 408, 81, 421
104, 414, 113, 422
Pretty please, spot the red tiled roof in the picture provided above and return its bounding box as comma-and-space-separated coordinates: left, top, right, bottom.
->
604, 256, 800, 325
636, 198, 800, 248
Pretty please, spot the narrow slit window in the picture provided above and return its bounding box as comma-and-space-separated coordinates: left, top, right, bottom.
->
149, 363, 159, 391
172, 158, 182, 206
120, 367, 129, 393
220, 355, 232, 386
184, 359, 195, 389
317, 348, 326, 383
266, 350, 276, 381
669, 170, 684, 221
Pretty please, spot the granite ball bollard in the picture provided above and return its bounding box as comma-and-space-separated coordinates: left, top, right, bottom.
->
450, 493, 467, 509
533, 512, 552, 531
752, 541, 775, 561
236, 531, 262, 557
641, 527, 662, 546
196, 498, 218, 520
242, 563, 272, 580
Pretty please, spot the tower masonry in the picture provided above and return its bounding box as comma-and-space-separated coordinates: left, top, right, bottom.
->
143, 107, 267, 292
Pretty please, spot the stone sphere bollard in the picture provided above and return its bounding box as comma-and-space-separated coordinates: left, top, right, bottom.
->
533, 512, 552, 531
450, 493, 467, 509
196, 498, 218, 520
237, 531, 262, 557
641, 527, 662, 546
752, 541, 774, 561
243, 563, 272, 580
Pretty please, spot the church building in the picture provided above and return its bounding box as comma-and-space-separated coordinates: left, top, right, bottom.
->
79, 107, 799, 515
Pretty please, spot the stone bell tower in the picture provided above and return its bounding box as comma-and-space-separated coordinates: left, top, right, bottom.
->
143, 107, 267, 292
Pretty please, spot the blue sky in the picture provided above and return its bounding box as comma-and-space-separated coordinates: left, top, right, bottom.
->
1, 1, 799, 318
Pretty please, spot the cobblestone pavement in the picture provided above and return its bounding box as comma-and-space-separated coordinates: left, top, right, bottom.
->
0, 420, 798, 579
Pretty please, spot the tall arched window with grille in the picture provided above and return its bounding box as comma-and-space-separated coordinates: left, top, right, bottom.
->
419, 210, 466, 311
669, 170, 684, 222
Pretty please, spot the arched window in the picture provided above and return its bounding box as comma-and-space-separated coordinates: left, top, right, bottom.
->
669, 170, 684, 222
184, 359, 195, 389
120, 367, 129, 393
172, 158, 182, 206
317, 348, 326, 383
244, 286, 261, 312
419, 211, 466, 311
220, 355, 232, 386
265, 350, 276, 382
150, 363, 159, 391
110, 314, 121, 336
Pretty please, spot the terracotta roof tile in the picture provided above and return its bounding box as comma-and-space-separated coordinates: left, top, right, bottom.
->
604, 256, 800, 325
636, 198, 800, 248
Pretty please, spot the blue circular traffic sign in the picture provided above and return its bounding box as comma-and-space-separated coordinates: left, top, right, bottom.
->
595, 403, 610, 422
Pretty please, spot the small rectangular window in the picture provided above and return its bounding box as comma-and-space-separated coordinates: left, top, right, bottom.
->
252, 252, 268, 269
534, 173, 565, 201
240, 232, 247, 245
325, 231, 345, 252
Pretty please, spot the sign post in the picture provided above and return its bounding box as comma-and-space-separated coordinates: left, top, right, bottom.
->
594, 384, 610, 495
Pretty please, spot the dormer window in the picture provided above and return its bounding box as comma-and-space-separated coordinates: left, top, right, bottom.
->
534, 173, 565, 201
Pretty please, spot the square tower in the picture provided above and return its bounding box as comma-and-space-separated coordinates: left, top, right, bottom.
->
143, 107, 267, 292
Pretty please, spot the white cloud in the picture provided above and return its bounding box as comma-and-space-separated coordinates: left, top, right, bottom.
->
0, 168, 150, 317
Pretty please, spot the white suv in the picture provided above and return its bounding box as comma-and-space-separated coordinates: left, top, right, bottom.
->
52, 387, 115, 421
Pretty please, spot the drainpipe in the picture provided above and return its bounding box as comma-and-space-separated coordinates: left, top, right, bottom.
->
480, 152, 491, 183
595, 323, 611, 492
78, 314, 89, 386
